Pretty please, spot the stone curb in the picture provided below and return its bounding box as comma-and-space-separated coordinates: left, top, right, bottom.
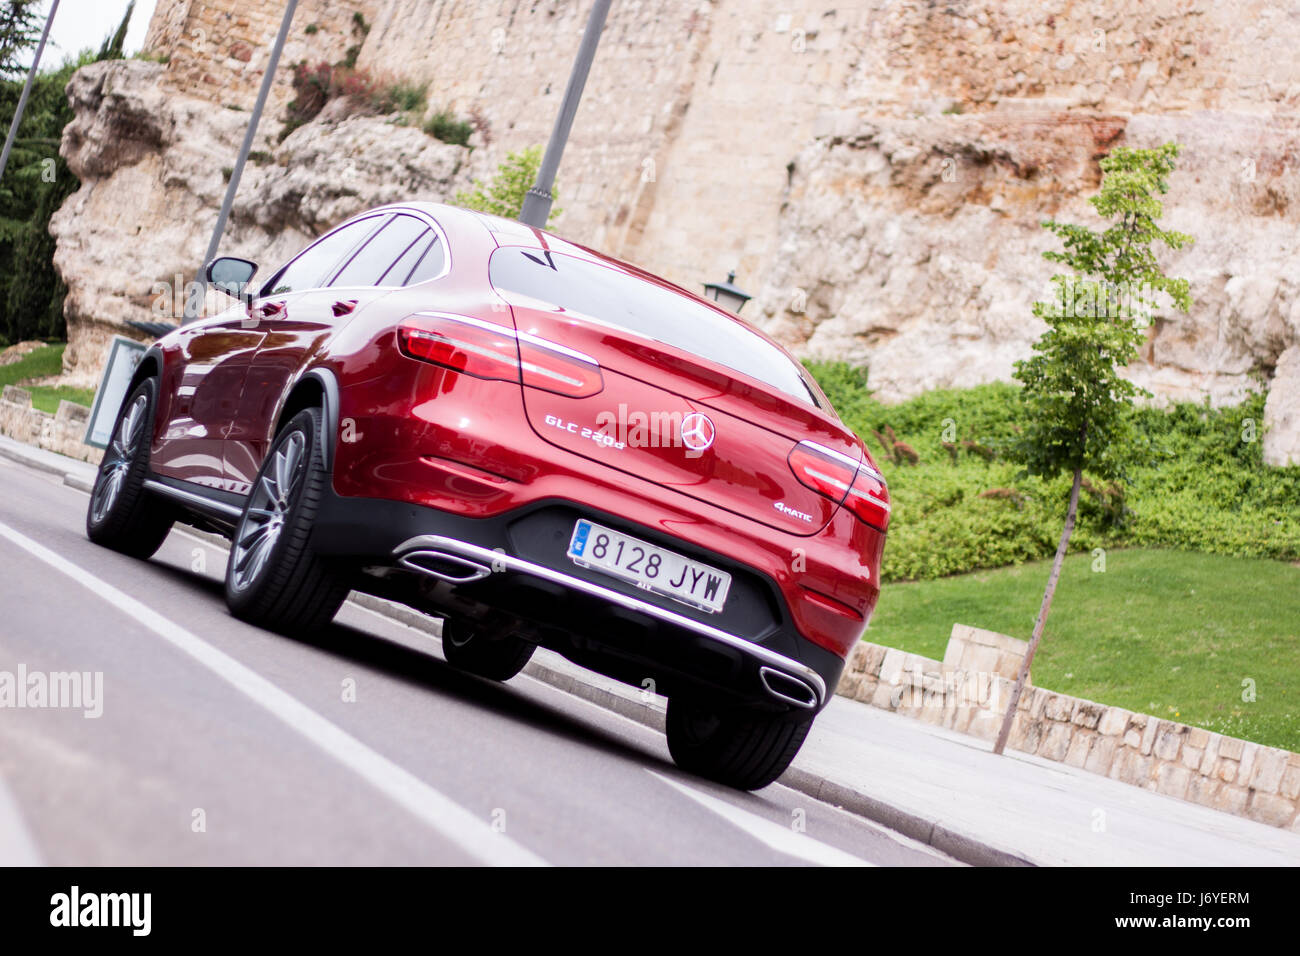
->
354, 590, 1023, 865
0, 441, 80, 482
64, 473, 95, 493
843, 634, 1300, 832
5, 437, 1027, 867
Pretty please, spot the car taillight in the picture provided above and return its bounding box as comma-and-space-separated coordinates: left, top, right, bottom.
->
788, 440, 890, 532
789, 441, 857, 503
397, 314, 520, 382
518, 334, 603, 398
397, 313, 602, 397
844, 465, 890, 531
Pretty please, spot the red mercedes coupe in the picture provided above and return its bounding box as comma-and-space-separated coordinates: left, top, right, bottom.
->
86, 202, 889, 789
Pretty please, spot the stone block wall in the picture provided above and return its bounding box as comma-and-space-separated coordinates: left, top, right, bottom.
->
837, 625, 1300, 832
59, 0, 1299, 465
143, 0, 379, 122
942, 623, 1029, 682
0, 388, 102, 465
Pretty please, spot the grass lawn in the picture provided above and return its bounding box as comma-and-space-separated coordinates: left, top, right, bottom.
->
27, 385, 96, 414
866, 548, 1300, 751
0, 343, 95, 413
0, 341, 66, 385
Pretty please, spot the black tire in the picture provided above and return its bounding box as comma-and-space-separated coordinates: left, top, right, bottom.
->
86, 377, 173, 558
441, 617, 535, 681
224, 407, 347, 634
665, 697, 815, 791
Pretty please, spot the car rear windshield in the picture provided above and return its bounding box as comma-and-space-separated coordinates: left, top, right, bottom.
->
489, 248, 816, 405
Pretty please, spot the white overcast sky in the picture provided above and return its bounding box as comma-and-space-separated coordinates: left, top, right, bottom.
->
17, 0, 161, 71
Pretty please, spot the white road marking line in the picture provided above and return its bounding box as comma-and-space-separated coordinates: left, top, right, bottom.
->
0, 772, 43, 866
0, 520, 547, 868
169, 528, 447, 647
784, 788, 960, 864
47, 469, 905, 865
647, 769, 874, 867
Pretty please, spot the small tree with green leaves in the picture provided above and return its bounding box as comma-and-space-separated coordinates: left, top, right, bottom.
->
992, 142, 1194, 755
453, 146, 560, 225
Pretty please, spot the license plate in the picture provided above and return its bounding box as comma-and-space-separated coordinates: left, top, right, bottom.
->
567, 519, 732, 614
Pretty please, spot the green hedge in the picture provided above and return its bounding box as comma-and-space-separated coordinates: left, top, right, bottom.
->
806, 362, 1300, 581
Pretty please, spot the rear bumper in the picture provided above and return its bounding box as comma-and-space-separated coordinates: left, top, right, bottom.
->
330, 365, 882, 661
396, 533, 825, 709
311, 493, 846, 711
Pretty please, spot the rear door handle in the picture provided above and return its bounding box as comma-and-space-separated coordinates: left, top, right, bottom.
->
332, 299, 358, 317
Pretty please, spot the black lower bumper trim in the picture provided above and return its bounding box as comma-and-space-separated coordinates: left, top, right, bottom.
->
312, 493, 847, 710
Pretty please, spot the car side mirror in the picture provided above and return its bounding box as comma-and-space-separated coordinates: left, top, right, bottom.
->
205, 256, 259, 303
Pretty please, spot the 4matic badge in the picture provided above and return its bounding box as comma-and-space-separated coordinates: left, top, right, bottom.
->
774, 501, 814, 523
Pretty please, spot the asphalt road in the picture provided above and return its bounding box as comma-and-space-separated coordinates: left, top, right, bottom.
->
0, 455, 955, 866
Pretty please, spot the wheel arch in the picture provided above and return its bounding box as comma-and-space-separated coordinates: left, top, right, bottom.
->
127, 345, 165, 392
273, 368, 342, 472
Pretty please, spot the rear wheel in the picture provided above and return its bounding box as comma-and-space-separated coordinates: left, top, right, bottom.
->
441, 617, 535, 681
665, 697, 815, 791
224, 407, 347, 634
86, 377, 173, 558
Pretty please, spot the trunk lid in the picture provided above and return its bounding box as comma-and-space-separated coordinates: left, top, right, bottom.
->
503, 292, 862, 537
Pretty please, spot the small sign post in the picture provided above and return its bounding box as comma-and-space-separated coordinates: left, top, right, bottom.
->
84, 337, 149, 449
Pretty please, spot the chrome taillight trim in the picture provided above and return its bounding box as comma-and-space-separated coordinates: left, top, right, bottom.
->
409, 311, 601, 368
793, 439, 886, 484
801, 466, 853, 495
399, 327, 520, 369
515, 327, 600, 367
792, 439, 863, 473
846, 480, 891, 514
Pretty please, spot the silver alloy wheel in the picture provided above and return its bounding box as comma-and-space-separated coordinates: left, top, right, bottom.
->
230, 429, 307, 592
91, 392, 148, 524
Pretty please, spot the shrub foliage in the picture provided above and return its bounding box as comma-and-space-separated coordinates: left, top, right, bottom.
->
452, 146, 560, 225
807, 364, 1300, 582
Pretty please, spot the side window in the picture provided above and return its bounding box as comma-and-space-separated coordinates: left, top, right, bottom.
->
261, 216, 385, 297
379, 229, 432, 286
331, 214, 429, 288
403, 234, 447, 285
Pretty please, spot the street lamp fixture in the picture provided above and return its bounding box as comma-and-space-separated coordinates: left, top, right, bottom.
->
702, 271, 752, 314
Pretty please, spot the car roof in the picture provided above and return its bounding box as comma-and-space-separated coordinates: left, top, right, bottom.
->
361, 201, 834, 413
367, 201, 661, 276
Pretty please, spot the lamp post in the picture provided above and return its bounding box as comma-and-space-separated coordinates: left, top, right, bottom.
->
702, 271, 752, 314
182, 0, 299, 322
518, 0, 611, 229
0, 0, 60, 186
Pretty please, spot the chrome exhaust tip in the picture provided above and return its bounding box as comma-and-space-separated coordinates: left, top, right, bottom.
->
397, 549, 493, 584
758, 665, 819, 710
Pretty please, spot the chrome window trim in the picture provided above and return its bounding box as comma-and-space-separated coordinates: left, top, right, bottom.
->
257, 207, 453, 302
325, 210, 452, 292
258, 213, 391, 300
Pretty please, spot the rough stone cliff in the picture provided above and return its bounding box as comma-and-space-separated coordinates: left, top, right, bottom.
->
45, 0, 1300, 465
50, 58, 473, 386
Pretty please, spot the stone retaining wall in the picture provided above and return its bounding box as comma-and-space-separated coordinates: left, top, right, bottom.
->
143, 0, 378, 121
836, 624, 1300, 832
0, 388, 101, 465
